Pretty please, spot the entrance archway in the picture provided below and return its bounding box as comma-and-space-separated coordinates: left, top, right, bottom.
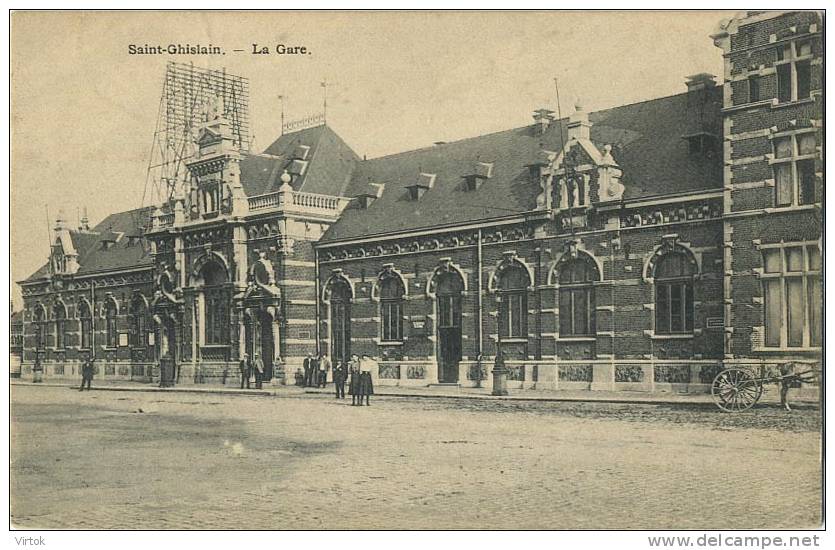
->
435, 271, 463, 383
244, 309, 275, 381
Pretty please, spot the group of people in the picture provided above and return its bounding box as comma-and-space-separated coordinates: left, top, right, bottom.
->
300, 351, 377, 406
238, 353, 279, 390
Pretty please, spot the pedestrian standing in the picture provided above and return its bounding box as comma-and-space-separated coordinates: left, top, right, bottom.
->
253, 354, 265, 389
239, 353, 251, 389
303, 353, 315, 387
79, 357, 94, 391
348, 354, 361, 406
358, 354, 375, 406
318, 351, 331, 388
333, 360, 346, 399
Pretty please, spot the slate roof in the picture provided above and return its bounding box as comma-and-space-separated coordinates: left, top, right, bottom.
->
242, 124, 360, 197
320, 87, 724, 243
21, 207, 154, 283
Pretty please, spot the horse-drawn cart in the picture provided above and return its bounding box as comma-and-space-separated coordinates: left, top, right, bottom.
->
710, 362, 821, 412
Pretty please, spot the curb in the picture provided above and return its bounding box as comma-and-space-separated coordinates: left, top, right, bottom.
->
12, 382, 819, 410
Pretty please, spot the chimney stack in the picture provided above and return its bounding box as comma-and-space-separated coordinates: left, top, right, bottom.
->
567, 100, 592, 141
532, 108, 555, 135
685, 73, 717, 93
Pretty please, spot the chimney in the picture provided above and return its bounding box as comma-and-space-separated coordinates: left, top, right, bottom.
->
79, 206, 90, 231
532, 108, 555, 135
685, 73, 717, 93
567, 100, 591, 141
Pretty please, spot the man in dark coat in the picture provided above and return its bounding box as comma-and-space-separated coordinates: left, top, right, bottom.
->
79, 357, 94, 391
332, 360, 346, 399
302, 353, 315, 387
239, 353, 251, 389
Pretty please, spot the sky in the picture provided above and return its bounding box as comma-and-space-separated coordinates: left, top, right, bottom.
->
10, 10, 735, 308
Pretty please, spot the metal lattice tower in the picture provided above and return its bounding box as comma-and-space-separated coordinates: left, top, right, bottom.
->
143, 62, 251, 211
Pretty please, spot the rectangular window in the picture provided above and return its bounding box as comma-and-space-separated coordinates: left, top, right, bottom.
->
796, 60, 811, 100
761, 245, 821, 349
748, 76, 760, 103
381, 301, 403, 342
777, 63, 792, 103
560, 288, 595, 336
438, 296, 461, 329
107, 316, 117, 348
772, 133, 818, 207
797, 160, 816, 205
763, 279, 782, 347
655, 281, 694, 334
500, 292, 527, 339
55, 319, 65, 349
81, 318, 92, 349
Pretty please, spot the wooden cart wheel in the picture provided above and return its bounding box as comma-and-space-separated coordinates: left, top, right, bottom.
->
711, 368, 763, 412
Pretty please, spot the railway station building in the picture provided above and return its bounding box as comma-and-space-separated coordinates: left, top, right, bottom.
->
17, 11, 822, 392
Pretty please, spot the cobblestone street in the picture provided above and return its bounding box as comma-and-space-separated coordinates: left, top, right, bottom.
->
10, 385, 821, 530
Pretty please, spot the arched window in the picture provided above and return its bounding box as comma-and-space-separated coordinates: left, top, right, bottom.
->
105, 299, 118, 348
78, 301, 92, 349
33, 305, 46, 350
559, 257, 599, 336
328, 277, 352, 363
130, 295, 147, 347
379, 274, 405, 343
53, 303, 67, 349
654, 251, 696, 334
498, 265, 529, 339
200, 261, 228, 345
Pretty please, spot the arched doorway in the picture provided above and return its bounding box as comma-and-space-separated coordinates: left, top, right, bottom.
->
244, 308, 276, 381
156, 313, 178, 386
435, 271, 463, 383
328, 277, 352, 364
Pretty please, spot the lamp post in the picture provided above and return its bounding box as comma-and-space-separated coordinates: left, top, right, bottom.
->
32, 324, 43, 383
491, 334, 507, 396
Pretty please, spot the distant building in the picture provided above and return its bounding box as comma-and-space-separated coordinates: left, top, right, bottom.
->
10, 309, 23, 378
17, 11, 822, 392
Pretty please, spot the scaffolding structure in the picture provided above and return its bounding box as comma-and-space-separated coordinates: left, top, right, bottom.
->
143, 62, 251, 211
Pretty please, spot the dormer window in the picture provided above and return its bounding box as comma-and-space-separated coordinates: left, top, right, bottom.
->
406, 173, 435, 200
356, 183, 385, 209
293, 144, 311, 160
463, 162, 493, 191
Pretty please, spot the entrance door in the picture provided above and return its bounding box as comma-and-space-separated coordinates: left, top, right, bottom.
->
244, 310, 275, 381
160, 317, 177, 387
259, 311, 274, 381
436, 272, 463, 383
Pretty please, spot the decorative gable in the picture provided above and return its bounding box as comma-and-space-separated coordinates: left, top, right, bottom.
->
535, 103, 624, 211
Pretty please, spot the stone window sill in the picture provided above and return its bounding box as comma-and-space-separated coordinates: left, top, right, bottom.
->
649, 333, 695, 340
770, 97, 817, 110
378, 341, 404, 346
763, 204, 820, 214
752, 347, 821, 353
554, 336, 596, 342
499, 337, 529, 344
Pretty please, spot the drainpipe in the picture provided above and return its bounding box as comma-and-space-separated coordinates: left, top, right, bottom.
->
476, 228, 484, 387
315, 247, 321, 356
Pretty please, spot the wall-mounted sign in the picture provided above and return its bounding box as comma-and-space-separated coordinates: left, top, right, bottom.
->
706, 317, 724, 329
148, 332, 155, 346
119, 333, 129, 347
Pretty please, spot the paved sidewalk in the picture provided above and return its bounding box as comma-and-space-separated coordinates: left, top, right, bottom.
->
10, 379, 819, 408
